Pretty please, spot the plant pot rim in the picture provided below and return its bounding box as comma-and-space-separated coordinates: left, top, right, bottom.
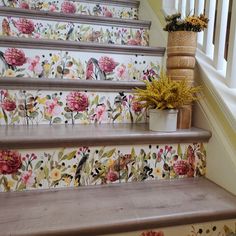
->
149, 109, 178, 114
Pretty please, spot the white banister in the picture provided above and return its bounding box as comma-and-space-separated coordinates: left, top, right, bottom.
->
226, 0, 236, 88
186, 0, 195, 15
194, 0, 205, 45
178, 0, 187, 17
213, 0, 229, 71
203, 0, 216, 58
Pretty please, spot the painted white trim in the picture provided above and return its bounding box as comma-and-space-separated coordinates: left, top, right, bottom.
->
196, 49, 236, 132
197, 99, 236, 166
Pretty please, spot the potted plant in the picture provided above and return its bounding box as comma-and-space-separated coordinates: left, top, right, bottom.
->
133, 71, 201, 132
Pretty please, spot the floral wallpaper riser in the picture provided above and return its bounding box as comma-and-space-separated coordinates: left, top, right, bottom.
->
0, 143, 206, 192
105, 219, 236, 236
0, 47, 161, 81
0, 89, 147, 125
0, 16, 149, 46
0, 0, 138, 20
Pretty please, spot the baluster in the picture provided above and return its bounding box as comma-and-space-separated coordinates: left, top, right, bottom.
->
226, 0, 236, 88
195, 0, 205, 45
203, 0, 216, 58
213, 0, 229, 70
186, 0, 195, 15
178, 0, 186, 17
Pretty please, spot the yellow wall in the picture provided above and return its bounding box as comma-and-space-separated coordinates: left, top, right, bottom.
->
147, 0, 165, 25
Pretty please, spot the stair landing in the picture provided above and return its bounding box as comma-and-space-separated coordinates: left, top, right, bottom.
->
0, 178, 236, 236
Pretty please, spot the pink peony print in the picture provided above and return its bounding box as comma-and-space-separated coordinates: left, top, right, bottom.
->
173, 160, 189, 175
21, 170, 35, 186
98, 56, 117, 73
66, 91, 89, 112
4, 48, 27, 66
15, 18, 35, 34
45, 98, 61, 117
19, 2, 30, 9
132, 101, 143, 113
103, 9, 113, 17
116, 64, 126, 78
49, 4, 57, 12
93, 105, 106, 122
1, 99, 16, 112
0, 150, 22, 175
106, 170, 119, 182
61, 1, 76, 14
27, 56, 43, 75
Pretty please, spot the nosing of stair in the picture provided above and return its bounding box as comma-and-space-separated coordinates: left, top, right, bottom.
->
78, 0, 140, 8
0, 77, 146, 91
0, 36, 166, 56
0, 7, 150, 28
0, 124, 212, 149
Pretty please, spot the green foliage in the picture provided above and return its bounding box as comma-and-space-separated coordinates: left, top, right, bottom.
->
133, 71, 201, 110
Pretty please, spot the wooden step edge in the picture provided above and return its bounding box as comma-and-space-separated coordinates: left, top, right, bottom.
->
0, 77, 146, 92
0, 36, 166, 56
0, 123, 212, 149
0, 178, 236, 236
78, 0, 140, 8
0, 7, 149, 29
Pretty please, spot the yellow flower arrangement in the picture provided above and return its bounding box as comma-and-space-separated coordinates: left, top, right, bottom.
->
133, 71, 201, 110
164, 13, 209, 32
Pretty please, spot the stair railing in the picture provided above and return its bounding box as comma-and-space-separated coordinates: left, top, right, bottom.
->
163, 0, 236, 88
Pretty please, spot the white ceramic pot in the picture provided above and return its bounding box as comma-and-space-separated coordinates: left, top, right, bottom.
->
149, 109, 178, 132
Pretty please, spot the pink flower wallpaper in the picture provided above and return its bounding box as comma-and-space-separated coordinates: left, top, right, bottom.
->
0, 0, 138, 20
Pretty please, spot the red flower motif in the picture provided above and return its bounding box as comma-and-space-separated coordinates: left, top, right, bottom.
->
61, 1, 76, 14
98, 56, 117, 73
132, 101, 143, 112
66, 91, 89, 112
15, 18, 34, 34
4, 48, 27, 66
106, 170, 119, 182
173, 160, 189, 175
104, 10, 113, 17
0, 150, 22, 175
19, 2, 30, 9
127, 39, 140, 45
141, 231, 164, 236
1, 99, 16, 112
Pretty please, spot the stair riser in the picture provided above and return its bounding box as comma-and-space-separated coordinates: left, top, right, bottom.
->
0, 0, 139, 19
0, 143, 206, 192
0, 46, 161, 80
0, 16, 149, 46
105, 219, 236, 236
0, 89, 146, 125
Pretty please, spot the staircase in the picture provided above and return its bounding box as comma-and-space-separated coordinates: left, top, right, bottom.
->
0, 0, 235, 235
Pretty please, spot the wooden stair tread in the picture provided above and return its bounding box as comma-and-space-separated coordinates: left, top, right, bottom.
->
0, 178, 236, 236
0, 77, 146, 91
0, 36, 165, 56
0, 124, 211, 148
0, 7, 149, 29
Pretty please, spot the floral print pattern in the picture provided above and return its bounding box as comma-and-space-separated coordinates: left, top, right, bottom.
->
0, 0, 139, 20
0, 16, 149, 45
0, 89, 146, 125
0, 143, 206, 192
0, 47, 161, 81
106, 220, 236, 236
